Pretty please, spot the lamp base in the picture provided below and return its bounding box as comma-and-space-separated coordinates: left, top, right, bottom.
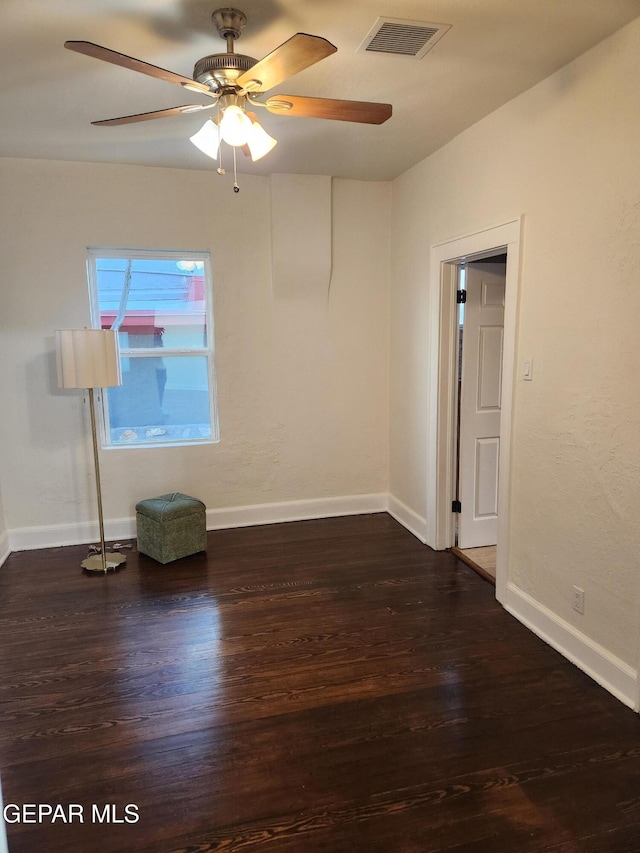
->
81, 552, 127, 573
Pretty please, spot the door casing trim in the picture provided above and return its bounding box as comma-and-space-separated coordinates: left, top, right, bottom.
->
426, 218, 522, 603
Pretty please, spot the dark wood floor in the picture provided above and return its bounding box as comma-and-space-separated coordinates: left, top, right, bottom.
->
0, 513, 638, 852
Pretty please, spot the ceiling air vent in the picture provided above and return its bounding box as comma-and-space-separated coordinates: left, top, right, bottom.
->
358, 17, 451, 59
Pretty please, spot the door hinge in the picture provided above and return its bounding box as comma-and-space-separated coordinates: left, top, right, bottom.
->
456, 290, 467, 304
452, 500, 462, 513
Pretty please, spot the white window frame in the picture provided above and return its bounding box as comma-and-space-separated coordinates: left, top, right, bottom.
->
87, 246, 219, 449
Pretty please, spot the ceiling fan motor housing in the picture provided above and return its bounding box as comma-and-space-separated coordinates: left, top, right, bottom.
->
193, 52, 257, 91
196, 8, 255, 91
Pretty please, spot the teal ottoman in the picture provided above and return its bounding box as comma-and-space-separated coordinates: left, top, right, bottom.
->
136, 493, 206, 564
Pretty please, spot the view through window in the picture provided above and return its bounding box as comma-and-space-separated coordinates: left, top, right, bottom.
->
88, 249, 218, 447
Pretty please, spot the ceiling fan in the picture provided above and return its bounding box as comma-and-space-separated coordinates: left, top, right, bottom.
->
65, 7, 392, 187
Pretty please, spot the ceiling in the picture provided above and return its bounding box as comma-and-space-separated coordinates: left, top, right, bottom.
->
2, 0, 639, 181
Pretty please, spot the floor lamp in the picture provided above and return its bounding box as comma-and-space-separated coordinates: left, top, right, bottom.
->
56, 329, 127, 573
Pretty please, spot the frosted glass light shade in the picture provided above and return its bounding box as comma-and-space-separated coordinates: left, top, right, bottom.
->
189, 119, 220, 160
56, 329, 122, 389
246, 119, 277, 161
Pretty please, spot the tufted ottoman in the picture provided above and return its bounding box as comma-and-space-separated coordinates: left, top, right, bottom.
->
136, 493, 207, 564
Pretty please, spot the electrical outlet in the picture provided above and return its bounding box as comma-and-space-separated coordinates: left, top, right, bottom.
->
572, 585, 585, 614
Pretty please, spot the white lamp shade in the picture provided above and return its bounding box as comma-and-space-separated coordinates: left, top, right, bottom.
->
246, 118, 277, 161
56, 329, 122, 389
189, 119, 220, 160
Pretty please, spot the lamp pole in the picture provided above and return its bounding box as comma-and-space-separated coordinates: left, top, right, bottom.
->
80, 388, 126, 573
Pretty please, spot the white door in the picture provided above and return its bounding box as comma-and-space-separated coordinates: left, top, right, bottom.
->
457, 260, 505, 548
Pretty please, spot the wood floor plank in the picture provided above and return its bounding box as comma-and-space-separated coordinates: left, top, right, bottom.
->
0, 514, 638, 851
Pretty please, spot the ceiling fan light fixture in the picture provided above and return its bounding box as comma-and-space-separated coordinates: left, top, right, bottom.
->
189, 118, 220, 160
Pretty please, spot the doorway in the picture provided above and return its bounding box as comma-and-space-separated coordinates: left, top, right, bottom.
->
425, 219, 521, 603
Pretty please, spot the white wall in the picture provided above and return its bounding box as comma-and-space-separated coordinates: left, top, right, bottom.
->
390, 17, 640, 683
0, 161, 390, 543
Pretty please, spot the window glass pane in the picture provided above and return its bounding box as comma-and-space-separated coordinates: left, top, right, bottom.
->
96, 258, 207, 349
106, 355, 212, 445
90, 249, 217, 448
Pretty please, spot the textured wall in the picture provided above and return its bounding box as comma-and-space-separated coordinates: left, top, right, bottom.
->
0, 162, 390, 534
0, 476, 6, 540
390, 17, 640, 665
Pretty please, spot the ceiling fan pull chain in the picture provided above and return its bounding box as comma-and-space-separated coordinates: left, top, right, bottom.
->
216, 107, 226, 175
233, 146, 240, 193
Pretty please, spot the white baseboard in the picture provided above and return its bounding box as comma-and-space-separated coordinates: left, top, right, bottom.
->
0, 530, 10, 569
7, 492, 428, 551
9, 517, 136, 553
504, 582, 637, 710
387, 493, 427, 543
7, 494, 388, 552
205, 493, 388, 530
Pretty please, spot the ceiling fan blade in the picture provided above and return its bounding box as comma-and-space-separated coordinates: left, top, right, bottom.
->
237, 33, 336, 93
64, 41, 212, 95
265, 95, 392, 125
92, 104, 216, 126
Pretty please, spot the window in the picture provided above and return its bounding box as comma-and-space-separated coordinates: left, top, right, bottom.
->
88, 248, 218, 447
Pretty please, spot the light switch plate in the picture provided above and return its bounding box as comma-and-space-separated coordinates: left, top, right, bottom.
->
523, 358, 533, 381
